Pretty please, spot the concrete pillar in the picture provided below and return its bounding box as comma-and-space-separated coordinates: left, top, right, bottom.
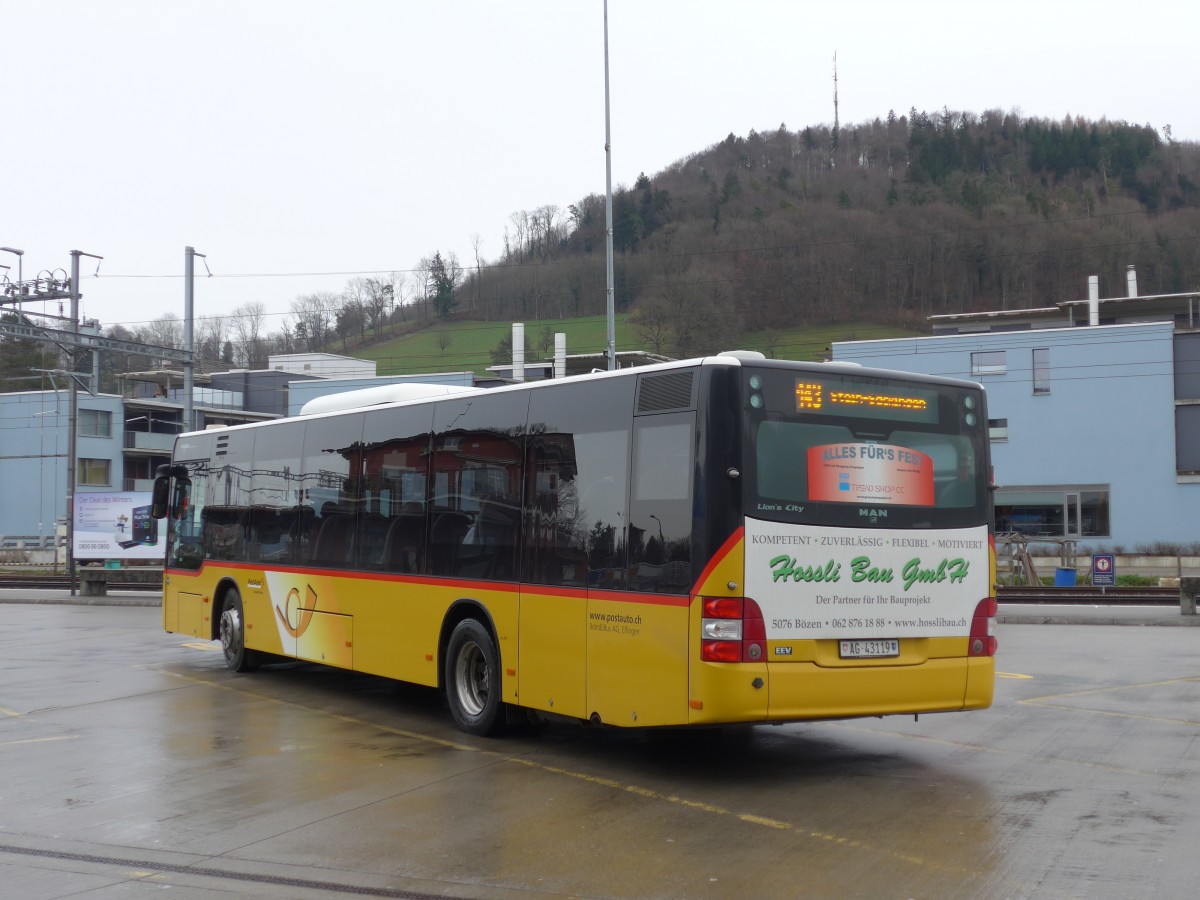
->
1180, 577, 1199, 616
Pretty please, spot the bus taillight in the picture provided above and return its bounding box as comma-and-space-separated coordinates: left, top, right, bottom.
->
701, 596, 766, 662
968, 596, 998, 657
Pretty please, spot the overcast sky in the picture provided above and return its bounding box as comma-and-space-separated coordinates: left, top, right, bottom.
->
4, 0, 1197, 335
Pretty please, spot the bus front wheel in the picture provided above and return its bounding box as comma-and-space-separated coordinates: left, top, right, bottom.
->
445, 619, 502, 736
219, 588, 259, 673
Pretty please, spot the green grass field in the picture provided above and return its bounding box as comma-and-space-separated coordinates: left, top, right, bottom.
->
350, 316, 919, 376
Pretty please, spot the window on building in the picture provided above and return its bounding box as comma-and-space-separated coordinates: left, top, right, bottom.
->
970, 351, 1006, 376
78, 409, 112, 438
994, 487, 1110, 538
1174, 333, 1200, 401
1032, 348, 1050, 394
77, 458, 111, 486
988, 418, 1008, 441
1176, 405, 1200, 474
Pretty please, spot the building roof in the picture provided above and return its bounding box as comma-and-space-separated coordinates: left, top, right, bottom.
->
929, 290, 1200, 333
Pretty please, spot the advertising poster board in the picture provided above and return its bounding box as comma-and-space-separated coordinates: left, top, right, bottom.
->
73, 492, 163, 561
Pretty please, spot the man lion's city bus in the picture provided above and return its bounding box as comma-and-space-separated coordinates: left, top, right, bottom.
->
152, 353, 996, 735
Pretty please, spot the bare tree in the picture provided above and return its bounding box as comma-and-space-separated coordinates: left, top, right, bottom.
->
140, 314, 183, 350
230, 301, 268, 367
272, 319, 295, 356
291, 292, 338, 351
195, 314, 229, 371
637, 260, 737, 359
508, 210, 530, 260
413, 256, 434, 323
336, 294, 365, 351
339, 282, 369, 345
634, 300, 672, 354
388, 272, 410, 328
359, 277, 393, 336
532, 205, 563, 260
470, 232, 484, 319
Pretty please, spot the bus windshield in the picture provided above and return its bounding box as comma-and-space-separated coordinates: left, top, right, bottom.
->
743, 366, 988, 530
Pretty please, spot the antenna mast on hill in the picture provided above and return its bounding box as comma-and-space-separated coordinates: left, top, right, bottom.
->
831, 52, 839, 166
833, 52, 839, 131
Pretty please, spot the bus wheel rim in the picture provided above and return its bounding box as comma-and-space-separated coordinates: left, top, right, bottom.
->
455, 642, 487, 717
220, 607, 242, 658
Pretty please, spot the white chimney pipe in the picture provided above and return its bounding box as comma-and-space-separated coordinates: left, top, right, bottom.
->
554, 332, 566, 379
1126, 265, 1138, 298
1088, 275, 1099, 326
512, 322, 524, 382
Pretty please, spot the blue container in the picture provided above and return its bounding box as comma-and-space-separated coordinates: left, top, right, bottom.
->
1054, 567, 1075, 587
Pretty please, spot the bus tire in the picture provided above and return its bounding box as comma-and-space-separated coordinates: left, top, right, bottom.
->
445, 618, 503, 736
219, 588, 259, 673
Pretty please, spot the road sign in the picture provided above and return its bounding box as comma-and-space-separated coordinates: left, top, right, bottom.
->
1092, 553, 1115, 587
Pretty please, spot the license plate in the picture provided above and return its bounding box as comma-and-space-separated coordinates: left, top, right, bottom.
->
839, 639, 899, 659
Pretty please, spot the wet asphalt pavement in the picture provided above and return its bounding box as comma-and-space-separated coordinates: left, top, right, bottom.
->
1, 594, 1197, 898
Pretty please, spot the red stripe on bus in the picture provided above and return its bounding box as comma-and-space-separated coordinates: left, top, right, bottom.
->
169, 561, 521, 594
167, 562, 681, 605
585, 589, 691, 608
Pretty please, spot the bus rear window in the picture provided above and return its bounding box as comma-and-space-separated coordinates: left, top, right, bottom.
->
757, 422, 976, 509
745, 368, 987, 528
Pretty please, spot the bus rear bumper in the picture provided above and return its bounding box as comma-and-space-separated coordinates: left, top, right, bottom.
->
690, 656, 994, 725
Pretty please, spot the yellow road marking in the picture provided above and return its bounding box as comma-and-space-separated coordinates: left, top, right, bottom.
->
182, 641, 220, 652
997, 672, 1033, 679
1022, 701, 1200, 729
1022, 674, 1200, 704
1018, 675, 1200, 728
156, 668, 480, 753
0, 735, 76, 747
1, 705, 23, 717
504, 758, 960, 872
822, 721, 1165, 777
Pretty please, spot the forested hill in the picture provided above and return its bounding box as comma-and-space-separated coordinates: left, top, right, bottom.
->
467, 110, 1200, 357
8, 110, 1197, 390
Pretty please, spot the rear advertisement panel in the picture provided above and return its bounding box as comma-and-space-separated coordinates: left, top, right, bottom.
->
744, 518, 989, 641
806, 442, 935, 507
74, 492, 162, 560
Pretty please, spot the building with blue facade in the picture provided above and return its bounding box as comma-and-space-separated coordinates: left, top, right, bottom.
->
833, 289, 1200, 548
0, 357, 494, 557
0, 391, 125, 554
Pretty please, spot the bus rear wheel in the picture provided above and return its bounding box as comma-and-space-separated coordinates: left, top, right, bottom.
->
445, 619, 502, 736
219, 588, 259, 673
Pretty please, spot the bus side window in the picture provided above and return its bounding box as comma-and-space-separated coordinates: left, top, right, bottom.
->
381, 512, 425, 573
170, 470, 206, 570
312, 507, 358, 567
522, 378, 634, 590
628, 414, 694, 594
429, 510, 471, 574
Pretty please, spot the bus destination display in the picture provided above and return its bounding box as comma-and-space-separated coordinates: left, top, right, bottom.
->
795, 379, 939, 424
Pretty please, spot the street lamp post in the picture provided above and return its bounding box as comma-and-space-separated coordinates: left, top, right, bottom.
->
66, 249, 103, 596
603, 0, 616, 370
184, 247, 204, 432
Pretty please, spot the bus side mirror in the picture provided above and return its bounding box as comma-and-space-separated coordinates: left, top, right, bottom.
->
151, 475, 191, 519
151, 476, 171, 519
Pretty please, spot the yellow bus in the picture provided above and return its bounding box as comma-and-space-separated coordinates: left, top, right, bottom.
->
153, 353, 995, 735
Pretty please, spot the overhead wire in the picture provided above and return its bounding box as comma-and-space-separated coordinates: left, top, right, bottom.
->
62, 202, 1200, 335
